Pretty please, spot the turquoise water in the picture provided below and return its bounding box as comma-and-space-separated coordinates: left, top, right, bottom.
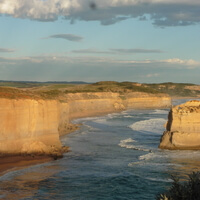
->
1, 99, 200, 200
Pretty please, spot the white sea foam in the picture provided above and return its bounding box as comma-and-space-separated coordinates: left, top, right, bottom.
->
93, 118, 108, 124
124, 115, 132, 118
151, 109, 169, 115
128, 162, 144, 167
139, 152, 155, 161
129, 118, 166, 134
119, 138, 151, 152
144, 177, 173, 183
107, 112, 124, 119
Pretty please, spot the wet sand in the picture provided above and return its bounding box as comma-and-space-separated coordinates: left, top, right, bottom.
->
0, 155, 53, 176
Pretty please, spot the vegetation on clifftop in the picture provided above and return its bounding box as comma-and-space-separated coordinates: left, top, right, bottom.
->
146, 82, 200, 97
157, 172, 200, 200
64, 81, 161, 94
0, 80, 199, 99
0, 81, 162, 99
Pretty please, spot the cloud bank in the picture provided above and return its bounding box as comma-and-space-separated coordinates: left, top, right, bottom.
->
0, 55, 200, 83
0, 0, 200, 26
0, 55, 199, 68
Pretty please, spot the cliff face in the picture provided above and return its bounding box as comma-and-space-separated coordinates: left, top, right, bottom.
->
0, 92, 171, 155
64, 92, 171, 119
159, 100, 200, 150
124, 92, 171, 109
0, 98, 62, 155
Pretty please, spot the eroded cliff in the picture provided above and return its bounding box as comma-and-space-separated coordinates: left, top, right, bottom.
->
0, 98, 70, 156
0, 92, 171, 155
159, 100, 200, 150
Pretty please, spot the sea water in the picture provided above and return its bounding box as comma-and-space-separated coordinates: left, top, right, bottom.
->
1, 99, 200, 200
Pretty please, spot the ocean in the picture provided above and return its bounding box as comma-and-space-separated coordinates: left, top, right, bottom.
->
0, 99, 200, 200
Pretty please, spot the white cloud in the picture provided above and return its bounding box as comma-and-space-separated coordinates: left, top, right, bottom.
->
0, 0, 200, 26
0, 55, 200, 83
1, 55, 199, 68
163, 58, 200, 66
145, 73, 160, 77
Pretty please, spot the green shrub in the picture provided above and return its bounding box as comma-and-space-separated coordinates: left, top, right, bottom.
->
157, 172, 200, 200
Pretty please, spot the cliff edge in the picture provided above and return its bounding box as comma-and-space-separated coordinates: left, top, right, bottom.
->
0, 91, 171, 156
159, 100, 200, 150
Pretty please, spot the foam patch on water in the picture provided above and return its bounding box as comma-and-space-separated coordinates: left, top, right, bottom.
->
151, 109, 169, 115
124, 115, 132, 118
119, 138, 151, 152
139, 152, 155, 161
107, 113, 121, 118
93, 118, 109, 124
129, 118, 166, 134
144, 177, 173, 183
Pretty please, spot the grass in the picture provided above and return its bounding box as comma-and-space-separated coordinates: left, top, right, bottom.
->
147, 82, 200, 97
0, 87, 35, 99
1, 81, 199, 100
82, 81, 161, 94
157, 172, 200, 200
0, 82, 48, 88
39, 90, 63, 99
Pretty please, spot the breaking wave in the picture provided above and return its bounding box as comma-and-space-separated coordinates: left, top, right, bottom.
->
118, 138, 151, 152
129, 118, 166, 134
151, 109, 169, 115
139, 152, 155, 161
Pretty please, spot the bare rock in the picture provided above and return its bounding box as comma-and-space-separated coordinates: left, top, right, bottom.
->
159, 100, 200, 150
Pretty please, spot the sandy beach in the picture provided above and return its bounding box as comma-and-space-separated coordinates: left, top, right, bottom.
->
0, 155, 54, 176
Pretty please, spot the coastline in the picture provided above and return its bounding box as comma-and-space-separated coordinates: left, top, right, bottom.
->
0, 155, 53, 176
172, 96, 200, 99
0, 110, 121, 176
0, 93, 172, 176
0, 147, 70, 176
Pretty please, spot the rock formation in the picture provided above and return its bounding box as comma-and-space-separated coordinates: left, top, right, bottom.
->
0, 92, 171, 156
0, 98, 65, 157
159, 100, 200, 150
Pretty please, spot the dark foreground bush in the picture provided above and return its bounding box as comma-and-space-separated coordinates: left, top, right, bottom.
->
157, 172, 200, 200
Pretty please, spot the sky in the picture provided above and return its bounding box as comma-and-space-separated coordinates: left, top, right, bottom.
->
0, 0, 200, 84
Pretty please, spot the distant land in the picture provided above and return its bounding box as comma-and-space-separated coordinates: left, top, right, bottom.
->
0, 81, 199, 99
0, 80, 90, 88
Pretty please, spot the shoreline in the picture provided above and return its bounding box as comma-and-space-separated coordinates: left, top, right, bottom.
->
0, 146, 70, 176
0, 95, 173, 176
0, 155, 54, 176
172, 96, 200, 100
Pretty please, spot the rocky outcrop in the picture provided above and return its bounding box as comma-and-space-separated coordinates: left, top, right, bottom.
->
159, 100, 200, 150
0, 92, 171, 155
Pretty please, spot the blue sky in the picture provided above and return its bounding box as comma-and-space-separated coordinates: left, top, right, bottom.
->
0, 0, 200, 83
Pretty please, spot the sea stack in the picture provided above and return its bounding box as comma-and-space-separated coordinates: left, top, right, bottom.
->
159, 100, 200, 150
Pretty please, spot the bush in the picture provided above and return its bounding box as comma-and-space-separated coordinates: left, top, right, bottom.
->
157, 172, 200, 200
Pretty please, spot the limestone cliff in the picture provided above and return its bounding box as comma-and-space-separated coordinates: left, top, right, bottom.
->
0, 98, 63, 155
0, 92, 171, 155
64, 92, 171, 120
159, 100, 200, 150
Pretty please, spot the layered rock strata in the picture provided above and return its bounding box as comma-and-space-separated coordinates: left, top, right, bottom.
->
0, 92, 171, 155
159, 100, 200, 150
0, 98, 65, 157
